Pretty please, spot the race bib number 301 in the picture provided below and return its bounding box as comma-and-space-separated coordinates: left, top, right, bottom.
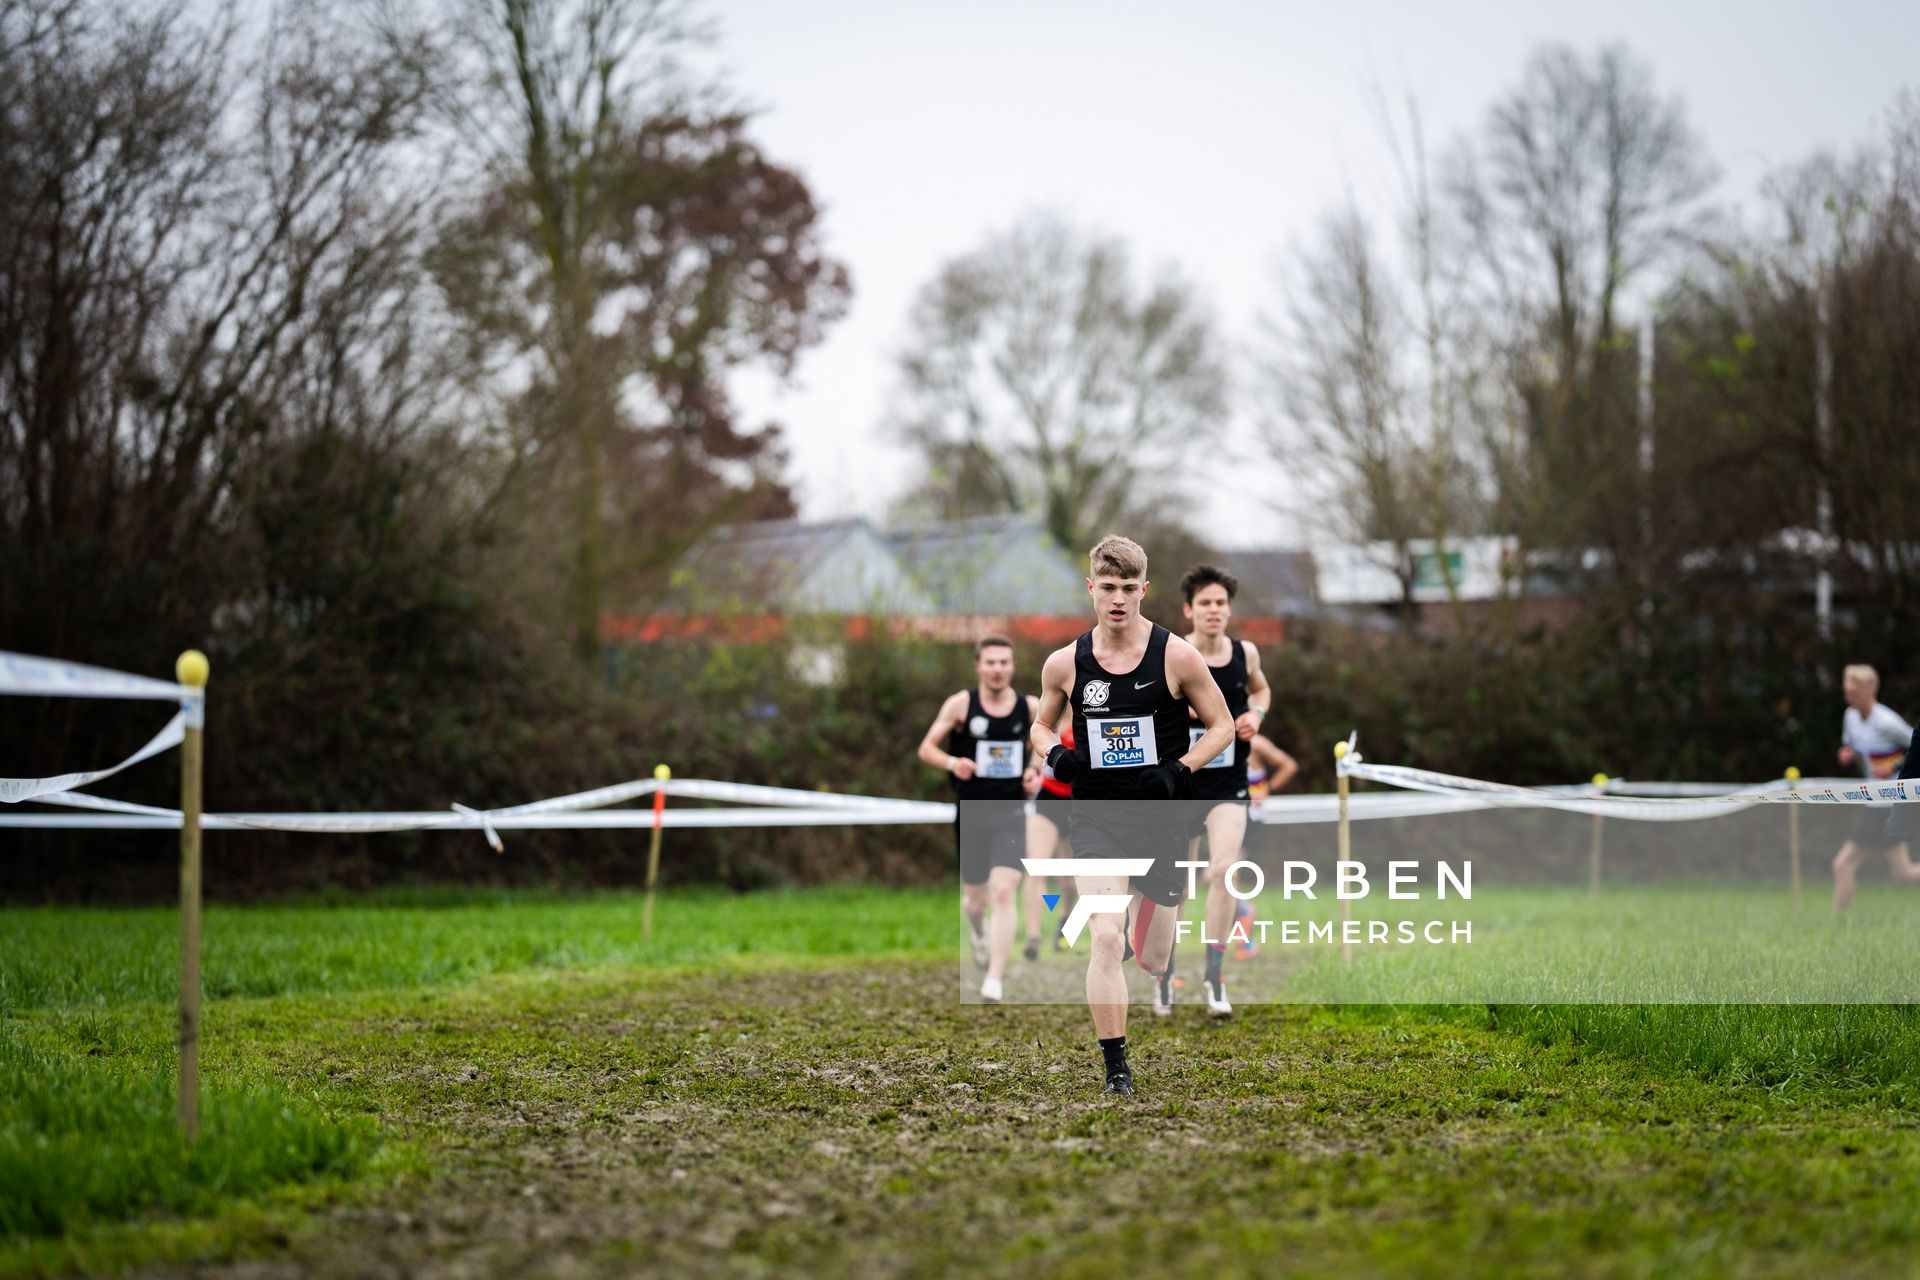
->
1086, 716, 1159, 769
1190, 725, 1234, 770
974, 740, 1024, 779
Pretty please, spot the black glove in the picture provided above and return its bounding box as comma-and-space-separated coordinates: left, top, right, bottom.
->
1139, 759, 1193, 800
1046, 743, 1085, 786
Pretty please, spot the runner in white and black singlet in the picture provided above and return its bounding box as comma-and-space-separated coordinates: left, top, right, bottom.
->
1830, 663, 1920, 913
1176, 564, 1271, 1021
1030, 535, 1235, 1096
917, 636, 1041, 1002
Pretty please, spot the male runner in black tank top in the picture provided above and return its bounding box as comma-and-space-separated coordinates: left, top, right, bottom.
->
1177, 564, 1271, 1021
918, 636, 1041, 1003
1030, 535, 1235, 1095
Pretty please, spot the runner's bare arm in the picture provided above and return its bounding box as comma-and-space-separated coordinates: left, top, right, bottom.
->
1022, 695, 1044, 792
1250, 733, 1298, 791
1165, 635, 1234, 770
1029, 646, 1075, 762
1241, 641, 1271, 741
917, 691, 972, 776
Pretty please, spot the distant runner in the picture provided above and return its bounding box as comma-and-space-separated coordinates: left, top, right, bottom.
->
918, 636, 1040, 1001
1831, 664, 1920, 913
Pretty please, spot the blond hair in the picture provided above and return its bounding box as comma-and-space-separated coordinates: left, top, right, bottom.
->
1088, 535, 1147, 581
1844, 663, 1880, 690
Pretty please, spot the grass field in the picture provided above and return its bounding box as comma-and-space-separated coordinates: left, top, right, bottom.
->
6, 884, 1920, 1277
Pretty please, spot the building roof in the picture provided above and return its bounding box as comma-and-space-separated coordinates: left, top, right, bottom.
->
668, 517, 935, 614
885, 514, 1087, 616
1224, 548, 1321, 616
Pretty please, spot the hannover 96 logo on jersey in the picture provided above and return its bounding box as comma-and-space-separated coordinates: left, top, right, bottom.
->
1082, 679, 1111, 710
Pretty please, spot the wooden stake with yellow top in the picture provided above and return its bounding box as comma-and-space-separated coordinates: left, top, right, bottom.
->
1786, 766, 1802, 916
175, 649, 209, 1141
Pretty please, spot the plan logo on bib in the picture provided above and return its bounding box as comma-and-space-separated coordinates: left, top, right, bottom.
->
1082, 679, 1111, 710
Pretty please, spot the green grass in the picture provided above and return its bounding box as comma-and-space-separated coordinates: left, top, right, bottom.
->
1489, 1003, 1920, 1089
7, 882, 1920, 1276
0, 884, 950, 1271
0, 1021, 371, 1241
1255, 882, 1918, 1003
0, 884, 953, 1009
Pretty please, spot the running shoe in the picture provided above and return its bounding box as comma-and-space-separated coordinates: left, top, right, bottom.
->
1023, 937, 1041, 962
1204, 976, 1232, 1020
979, 976, 1003, 1004
968, 920, 987, 967
1103, 1070, 1134, 1096
1152, 970, 1174, 1018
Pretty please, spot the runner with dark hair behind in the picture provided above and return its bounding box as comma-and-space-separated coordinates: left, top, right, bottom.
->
1174, 563, 1270, 1019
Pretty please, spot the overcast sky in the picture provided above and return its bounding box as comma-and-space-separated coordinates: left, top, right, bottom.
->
704, 0, 1919, 550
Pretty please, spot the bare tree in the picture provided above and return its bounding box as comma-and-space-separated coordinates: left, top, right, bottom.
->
432, 0, 849, 660
0, 0, 478, 784
1454, 43, 1716, 605
886, 211, 1228, 554
1257, 203, 1471, 626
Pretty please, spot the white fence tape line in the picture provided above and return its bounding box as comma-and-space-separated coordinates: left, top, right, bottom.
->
664, 779, 938, 811
0, 651, 197, 702
1257, 790, 1490, 824
0, 713, 186, 804
1338, 749, 1920, 821
0, 803, 955, 833
488, 779, 660, 817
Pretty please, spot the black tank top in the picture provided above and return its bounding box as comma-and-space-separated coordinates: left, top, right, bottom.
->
1069, 624, 1189, 799
1189, 637, 1250, 795
947, 687, 1031, 800
1198, 638, 1250, 767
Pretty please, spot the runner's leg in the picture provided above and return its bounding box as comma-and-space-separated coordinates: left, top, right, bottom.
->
1081, 870, 1130, 1040
1833, 841, 1864, 914
1201, 802, 1248, 1015
986, 865, 1020, 982
1883, 842, 1920, 884
1023, 812, 1058, 958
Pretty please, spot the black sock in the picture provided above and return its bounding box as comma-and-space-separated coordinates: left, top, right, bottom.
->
1206, 943, 1225, 982
1099, 1035, 1129, 1075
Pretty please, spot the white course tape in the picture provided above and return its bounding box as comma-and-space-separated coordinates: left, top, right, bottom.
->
1338, 745, 1920, 821
0, 650, 197, 702
0, 713, 186, 805
664, 779, 938, 811
0, 802, 955, 833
